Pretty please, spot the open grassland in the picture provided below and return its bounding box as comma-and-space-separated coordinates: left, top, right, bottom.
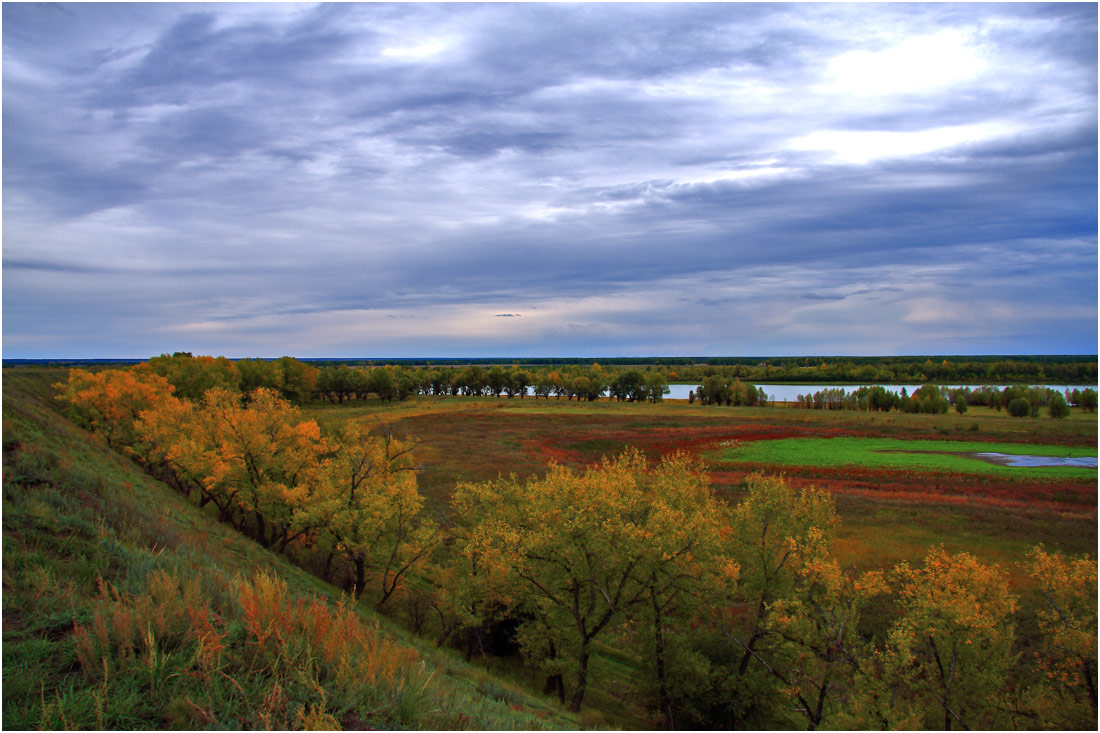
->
2, 370, 578, 730
709, 436, 1097, 477
332, 395, 1098, 581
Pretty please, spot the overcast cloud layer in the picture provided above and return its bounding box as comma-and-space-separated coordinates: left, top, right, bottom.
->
3, 2, 1096, 358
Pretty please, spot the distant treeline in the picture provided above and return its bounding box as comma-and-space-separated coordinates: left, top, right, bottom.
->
11, 354, 1096, 385
33, 352, 1099, 411
793, 384, 1097, 417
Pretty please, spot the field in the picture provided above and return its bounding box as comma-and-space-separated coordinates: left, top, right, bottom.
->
304, 395, 1098, 579
6, 366, 1096, 729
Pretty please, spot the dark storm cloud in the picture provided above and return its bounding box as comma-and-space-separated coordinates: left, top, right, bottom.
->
3, 2, 1096, 358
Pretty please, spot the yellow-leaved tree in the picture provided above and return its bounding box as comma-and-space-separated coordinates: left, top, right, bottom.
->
762, 534, 887, 730
138, 388, 328, 549
452, 450, 731, 712
306, 422, 438, 606
870, 547, 1018, 730
720, 473, 838, 727
1021, 545, 1097, 728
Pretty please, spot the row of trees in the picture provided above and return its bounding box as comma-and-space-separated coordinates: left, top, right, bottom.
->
657, 356, 1097, 386
142, 354, 666, 405
127, 354, 1098, 414
792, 383, 1096, 418
270, 355, 1096, 387
57, 366, 437, 607
55, 363, 1097, 728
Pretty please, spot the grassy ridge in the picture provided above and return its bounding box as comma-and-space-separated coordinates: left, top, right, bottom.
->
2, 369, 577, 730
710, 436, 1098, 477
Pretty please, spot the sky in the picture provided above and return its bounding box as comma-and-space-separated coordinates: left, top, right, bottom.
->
3, 1, 1097, 359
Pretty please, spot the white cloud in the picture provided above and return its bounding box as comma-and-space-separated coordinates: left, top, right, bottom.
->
788, 122, 1020, 165
380, 38, 452, 60
822, 29, 988, 97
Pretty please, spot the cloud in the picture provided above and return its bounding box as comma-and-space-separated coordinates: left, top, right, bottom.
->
2, 2, 1095, 357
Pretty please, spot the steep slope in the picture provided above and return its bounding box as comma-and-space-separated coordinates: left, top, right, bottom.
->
2, 368, 577, 730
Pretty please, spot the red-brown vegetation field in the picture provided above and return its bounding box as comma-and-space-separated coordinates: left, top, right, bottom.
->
350, 397, 1097, 577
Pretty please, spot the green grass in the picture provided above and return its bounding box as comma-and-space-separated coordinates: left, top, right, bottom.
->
710, 436, 1098, 477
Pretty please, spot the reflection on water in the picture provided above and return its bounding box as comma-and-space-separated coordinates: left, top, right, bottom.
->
974, 452, 1098, 468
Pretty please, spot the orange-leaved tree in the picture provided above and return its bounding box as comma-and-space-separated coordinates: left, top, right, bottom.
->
875, 546, 1018, 730
56, 366, 176, 451
1020, 545, 1097, 728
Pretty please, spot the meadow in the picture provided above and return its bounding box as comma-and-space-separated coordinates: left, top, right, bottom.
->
323, 395, 1097, 575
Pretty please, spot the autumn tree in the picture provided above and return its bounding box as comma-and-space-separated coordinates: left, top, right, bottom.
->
140, 388, 328, 548
487, 366, 508, 397
610, 370, 645, 402
452, 451, 727, 712
366, 367, 398, 402
236, 358, 283, 396
1048, 391, 1070, 419
627, 453, 737, 727
1020, 546, 1097, 728
870, 547, 1019, 730
307, 423, 438, 606
270, 356, 317, 403
719, 473, 840, 727
1079, 387, 1098, 412
56, 366, 176, 451
760, 537, 886, 730
643, 370, 670, 403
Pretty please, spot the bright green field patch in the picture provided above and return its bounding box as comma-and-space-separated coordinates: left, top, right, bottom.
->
710, 437, 1098, 477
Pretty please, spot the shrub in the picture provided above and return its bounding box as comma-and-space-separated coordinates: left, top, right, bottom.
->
1048, 392, 1070, 420
1007, 398, 1031, 418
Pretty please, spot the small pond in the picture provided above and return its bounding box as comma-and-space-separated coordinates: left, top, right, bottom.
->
972, 452, 1099, 468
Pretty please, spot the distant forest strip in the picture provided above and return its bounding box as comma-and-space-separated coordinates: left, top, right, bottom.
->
7, 354, 1099, 385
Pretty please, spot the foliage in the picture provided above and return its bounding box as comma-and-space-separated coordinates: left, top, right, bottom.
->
54, 366, 176, 451
309, 423, 439, 604
4, 370, 573, 731
21, 362, 1100, 729
1009, 397, 1034, 417
452, 451, 732, 712
147, 352, 242, 401
1020, 546, 1098, 728
872, 547, 1019, 730
1048, 391, 1070, 419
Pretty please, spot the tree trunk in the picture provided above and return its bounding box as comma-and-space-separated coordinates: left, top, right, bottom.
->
651, 588, 674, 730
569, 647, 590, 712
543, 674, 565, 704
353, 555, 366, 599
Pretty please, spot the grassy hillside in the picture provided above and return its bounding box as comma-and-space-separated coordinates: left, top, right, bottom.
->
1, 369, 578, 730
